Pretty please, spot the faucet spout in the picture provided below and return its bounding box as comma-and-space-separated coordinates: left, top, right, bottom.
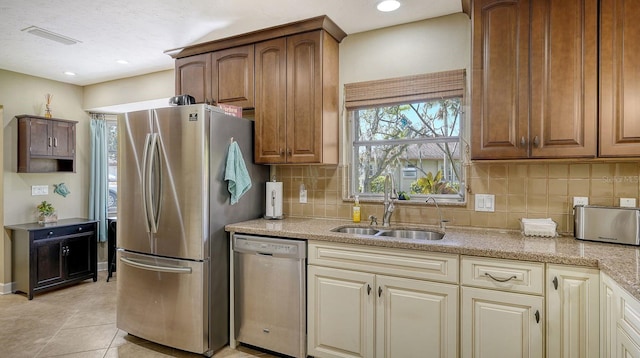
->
382, 174, 397, 227
425, 196, 446, 230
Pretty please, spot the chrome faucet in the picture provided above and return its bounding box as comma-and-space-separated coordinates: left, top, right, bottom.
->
382, 174, 397, 227
425, 196, 447, 230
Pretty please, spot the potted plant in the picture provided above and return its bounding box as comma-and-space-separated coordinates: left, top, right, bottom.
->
37, 201, 57, 224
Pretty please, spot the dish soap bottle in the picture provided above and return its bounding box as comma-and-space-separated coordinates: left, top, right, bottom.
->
353, 195, 361, 223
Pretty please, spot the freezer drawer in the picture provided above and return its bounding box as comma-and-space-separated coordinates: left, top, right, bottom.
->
116, 250, 209, 354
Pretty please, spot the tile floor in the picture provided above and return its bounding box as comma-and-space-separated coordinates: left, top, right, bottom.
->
0, 272, 277, 358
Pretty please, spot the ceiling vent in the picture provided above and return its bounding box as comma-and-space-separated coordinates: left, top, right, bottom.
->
21, 26, 81, 45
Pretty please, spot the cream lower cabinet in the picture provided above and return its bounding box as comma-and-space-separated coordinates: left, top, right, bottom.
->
546, 264, 600, 358
307, 242, 459, 358
601, 272, 640, 358
460, 256, 545, 358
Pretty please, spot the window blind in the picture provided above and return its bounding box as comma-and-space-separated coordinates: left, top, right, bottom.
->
344, 69, 466, 110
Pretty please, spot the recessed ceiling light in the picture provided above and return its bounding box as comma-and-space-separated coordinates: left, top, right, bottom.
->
116, 60, 129, 65
377, 0, 401, 12
63, 71, 76, 76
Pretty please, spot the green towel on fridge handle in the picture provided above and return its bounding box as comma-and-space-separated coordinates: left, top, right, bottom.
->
224, 141, 252, 205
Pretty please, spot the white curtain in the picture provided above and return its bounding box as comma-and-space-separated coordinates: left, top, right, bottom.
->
89, 115, 108, 242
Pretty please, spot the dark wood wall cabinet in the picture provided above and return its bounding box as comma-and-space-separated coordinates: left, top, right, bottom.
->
471, 0, 597, 160
17, 115, 77, 172
172, 16, 346, 165
8, 218, 98, 300
472, 0, 640, 160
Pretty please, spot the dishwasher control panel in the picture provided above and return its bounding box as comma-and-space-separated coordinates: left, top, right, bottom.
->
232, 234, 307, 259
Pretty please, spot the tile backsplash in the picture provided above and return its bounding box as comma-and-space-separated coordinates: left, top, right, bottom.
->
274, 162, 640, 234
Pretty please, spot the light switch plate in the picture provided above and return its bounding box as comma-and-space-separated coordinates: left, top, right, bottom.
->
573, 196, 589, 206
31, 185, 48, 196
299, 184, 307, 204
475, 194, 495, 212
620, 198, 637, 208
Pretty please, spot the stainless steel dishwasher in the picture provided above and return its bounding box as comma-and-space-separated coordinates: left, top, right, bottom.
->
233, 234, 306, 358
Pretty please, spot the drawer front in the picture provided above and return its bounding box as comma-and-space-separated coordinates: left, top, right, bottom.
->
461, 256, 544, 295
308, 241, 459, 283
32, 223, 96, 240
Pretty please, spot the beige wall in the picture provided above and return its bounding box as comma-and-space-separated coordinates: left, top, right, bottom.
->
83, 70, 174, 110
1, 69, 91, 285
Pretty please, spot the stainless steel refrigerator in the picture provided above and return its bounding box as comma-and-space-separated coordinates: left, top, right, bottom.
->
115, 104, 267, 356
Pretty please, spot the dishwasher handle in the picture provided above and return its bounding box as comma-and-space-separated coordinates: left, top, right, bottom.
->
120, 257, 193, 274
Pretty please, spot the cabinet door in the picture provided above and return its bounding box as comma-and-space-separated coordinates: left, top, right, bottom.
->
602, 273, 619, 358
376, 275, 458, 358
529, 0, 597, 158
51, 120, 75, 158
33, 238, 64, 289
254, 37, 287, 164
307, 265, 374, 358
547, 265, 600, 358
471, 0, 530, 159
599, 0, 640, 157
64, 235, 93, 280
211, 45, 254, 108
29, 118, 52, 156
617, 327, 640, 358
461, 286, 544, 358
175, 53, 210, 104
286, 31, 323, 163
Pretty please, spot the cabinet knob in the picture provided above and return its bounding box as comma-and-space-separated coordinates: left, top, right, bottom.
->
279, 149, 285, 157
520, 136, 526, 147
533, 136, 540, 148
48, 137, 53, 147
552, 276, 558, 290
378, 286, 382, 297
48, 231, 54, 235
287, 148, 292, 156
78, 227, 83, 231
367, 284, 371, 295
535, 310, 540, 323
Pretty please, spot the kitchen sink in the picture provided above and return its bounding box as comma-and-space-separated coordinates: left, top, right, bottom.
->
376, 229, 444, 240
331, 226, 380, 235
331, 226, 444, 240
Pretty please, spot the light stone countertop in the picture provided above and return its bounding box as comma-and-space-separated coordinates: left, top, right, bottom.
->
226, 217, 639, 300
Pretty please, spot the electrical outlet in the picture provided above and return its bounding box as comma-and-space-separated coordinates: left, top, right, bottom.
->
620, 198, 637, 208
474, 194, 495, 212
573, 196, 589, 207
31, 185, 48, 196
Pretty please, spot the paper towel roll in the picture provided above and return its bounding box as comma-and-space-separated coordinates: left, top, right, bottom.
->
265, 181, 283, 219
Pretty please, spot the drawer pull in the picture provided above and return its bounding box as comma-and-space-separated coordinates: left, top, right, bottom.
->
378, 286, 382, 297
484, 272, 517, 283
535, 310, 540, 323
367, 284, 371, 296
552, 276, 558, 290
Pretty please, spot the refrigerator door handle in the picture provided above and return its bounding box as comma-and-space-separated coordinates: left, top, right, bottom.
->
120, 257, 193, 274
141, 133, 153, 233
146, 133, 161, 233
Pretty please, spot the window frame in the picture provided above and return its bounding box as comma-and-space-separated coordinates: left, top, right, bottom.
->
345, 70, 467, 203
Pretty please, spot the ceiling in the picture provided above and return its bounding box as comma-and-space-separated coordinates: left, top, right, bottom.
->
0, 0, 462, 86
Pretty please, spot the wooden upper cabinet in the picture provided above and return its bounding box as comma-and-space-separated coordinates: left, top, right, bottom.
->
286, 31, 325, 164
255, 38, 287, 163
175, 53, 210, 104
529, 0, 597, 158
471, 0, 530, 159
471, 0, 597, 160
211, 45, 255, 108
600, 0, 640, 157
17, 116, 77, 173
254, 30, 339, 164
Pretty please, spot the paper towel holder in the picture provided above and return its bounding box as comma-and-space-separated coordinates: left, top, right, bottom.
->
263, 177, 285, 220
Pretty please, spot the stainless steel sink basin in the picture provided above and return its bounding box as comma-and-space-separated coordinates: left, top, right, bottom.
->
331, 226, 444, 240
331, 226, 380, 235
377, 229, 445, 240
